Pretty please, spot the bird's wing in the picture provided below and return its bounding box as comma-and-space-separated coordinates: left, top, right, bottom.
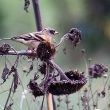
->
11, 33, 44, 41
29, 32, 45, 41
34, 32, 51, 42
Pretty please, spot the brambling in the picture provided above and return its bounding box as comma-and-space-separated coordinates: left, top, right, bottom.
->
0, 28, 58, 51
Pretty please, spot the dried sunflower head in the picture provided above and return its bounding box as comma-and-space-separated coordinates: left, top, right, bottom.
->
48, 70, 87, 95
37, 41, 56, 61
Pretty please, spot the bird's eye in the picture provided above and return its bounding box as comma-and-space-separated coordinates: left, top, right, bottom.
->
49, 30, 55, 34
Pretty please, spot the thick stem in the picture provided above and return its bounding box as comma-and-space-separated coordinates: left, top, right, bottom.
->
32, 0, 43, 31
52, 95, 57, 110
4, 79, 14, 110
0, 50, 36, 56
55, 34, 68, 48
47, 93, 53, 110
49, 60, 70, 81
0, 51, 70, 80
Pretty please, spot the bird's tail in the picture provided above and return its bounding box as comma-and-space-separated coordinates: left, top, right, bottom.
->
0, 38, 12, 41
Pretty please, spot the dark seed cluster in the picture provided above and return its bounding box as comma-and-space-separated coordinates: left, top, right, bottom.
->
28, 70, 87, 96
65, 70, 84, 80
67, 28, 81, 46
89, 64, 108, 78
48, 70, 87, 95
37, 41, 56, 61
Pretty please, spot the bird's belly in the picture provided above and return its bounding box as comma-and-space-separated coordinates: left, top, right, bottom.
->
26, 41, 40, 50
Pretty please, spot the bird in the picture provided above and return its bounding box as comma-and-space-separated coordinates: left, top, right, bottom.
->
0, 27, 59, 51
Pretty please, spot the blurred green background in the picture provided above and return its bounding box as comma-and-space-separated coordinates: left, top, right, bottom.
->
0, 0, 110, 110
0, 0, 110, 68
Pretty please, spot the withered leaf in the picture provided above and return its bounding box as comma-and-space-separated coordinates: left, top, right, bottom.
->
1, 64, 10, 83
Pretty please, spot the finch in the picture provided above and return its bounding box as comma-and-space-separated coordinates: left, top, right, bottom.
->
0, 27, 58, 50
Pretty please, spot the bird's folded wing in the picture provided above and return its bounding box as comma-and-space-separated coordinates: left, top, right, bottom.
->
12, 33, 45, 41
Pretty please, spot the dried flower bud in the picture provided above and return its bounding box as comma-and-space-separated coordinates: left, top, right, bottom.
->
101, 90, 106, 98
28, 80, 44, 97
57, 96, 62, 102
81, 49, 86, 54
0, 43, 11, 54
89, 64, 108, 78
24, 0, 30, 12
67, 28, 81, 46
37, 42, 56, 61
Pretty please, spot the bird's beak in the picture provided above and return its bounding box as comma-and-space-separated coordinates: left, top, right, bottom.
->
55, 31, 59, 34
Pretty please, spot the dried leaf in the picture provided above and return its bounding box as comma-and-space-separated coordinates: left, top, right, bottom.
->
1, 64, 10, 83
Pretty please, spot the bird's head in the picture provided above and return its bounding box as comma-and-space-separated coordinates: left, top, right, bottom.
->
42, 27, 59, 37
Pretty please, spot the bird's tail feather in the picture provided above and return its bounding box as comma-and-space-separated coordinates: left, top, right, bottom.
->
0, 38, 11, 41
